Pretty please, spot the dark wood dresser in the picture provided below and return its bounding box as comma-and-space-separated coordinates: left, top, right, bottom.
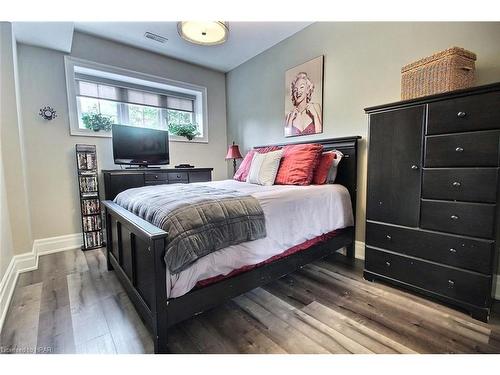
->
364, 82, 500, 321
102, 168, 213, 200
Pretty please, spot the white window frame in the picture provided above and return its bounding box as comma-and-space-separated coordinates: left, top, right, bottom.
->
64, 56, 208, 143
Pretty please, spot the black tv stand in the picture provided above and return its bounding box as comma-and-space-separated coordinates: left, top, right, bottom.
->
102, 167, 213, 200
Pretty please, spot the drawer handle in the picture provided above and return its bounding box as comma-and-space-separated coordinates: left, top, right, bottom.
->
386, 234, 392, 241
177, 174, 181, 178
457, 111, 467, 118
452, 181, 461, 187
449, 248, 457, 254
455, 147, 464, 152
155, 175, 158, 179
385, 261, 391, 267
410, 164, 419, 170
450, 215, 459, 220
448, 279, 455, 288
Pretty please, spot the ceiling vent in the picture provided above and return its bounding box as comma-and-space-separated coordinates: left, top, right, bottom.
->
144, 32, 168, 44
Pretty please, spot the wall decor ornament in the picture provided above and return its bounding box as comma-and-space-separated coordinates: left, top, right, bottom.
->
284, 56, 324, 137
39, 106, 57, 120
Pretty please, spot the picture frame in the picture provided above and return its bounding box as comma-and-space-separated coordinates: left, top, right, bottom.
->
284, 55, 324, 137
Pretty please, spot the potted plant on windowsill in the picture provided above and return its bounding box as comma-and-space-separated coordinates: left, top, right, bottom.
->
81, 113, 113, 132
168, 123, 200, 141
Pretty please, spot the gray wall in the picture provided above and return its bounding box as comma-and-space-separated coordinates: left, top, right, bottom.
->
0, 22, 15, 280
0, 22, 33, 281
226, 22, 500, 256
17, 31, 228, 240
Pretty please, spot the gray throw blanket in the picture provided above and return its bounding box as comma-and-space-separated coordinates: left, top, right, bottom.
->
114, 184, 266, 273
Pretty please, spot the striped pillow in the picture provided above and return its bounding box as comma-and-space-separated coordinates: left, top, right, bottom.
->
246, 149, 284, 186
327, 150, 343, 183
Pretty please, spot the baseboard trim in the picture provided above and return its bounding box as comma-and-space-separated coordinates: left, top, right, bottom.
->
0, 249, 37, 334
0, 257, 20, 336
35, 233, 83, 256
354, 240, 365, 260
0, 233, 82, 333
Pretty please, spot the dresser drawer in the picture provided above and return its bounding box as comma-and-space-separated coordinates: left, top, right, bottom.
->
425, 131, 500, 167
366, 222, 494, 274
144, 172, 168, 182
427, 91, 500, 135
168, 172, 188, 182
188, 170, 212, 183
422, 168, 498, 203
365, 247, 491, 307
420, 199, 496, 239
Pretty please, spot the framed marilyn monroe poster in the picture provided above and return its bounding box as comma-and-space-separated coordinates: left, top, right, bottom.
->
284, 55, 324, 137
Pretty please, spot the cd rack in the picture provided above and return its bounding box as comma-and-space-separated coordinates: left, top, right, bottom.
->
76, 144, 105, 250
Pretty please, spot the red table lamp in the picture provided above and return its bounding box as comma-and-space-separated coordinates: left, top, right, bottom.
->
226, 141, 243, 175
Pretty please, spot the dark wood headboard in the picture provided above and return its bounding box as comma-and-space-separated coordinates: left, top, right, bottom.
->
255, 136, 361, 219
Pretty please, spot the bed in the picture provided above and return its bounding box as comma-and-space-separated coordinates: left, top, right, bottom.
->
103, 136, 360, 353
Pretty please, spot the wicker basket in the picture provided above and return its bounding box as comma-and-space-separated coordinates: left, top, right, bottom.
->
401, 47, 476, 100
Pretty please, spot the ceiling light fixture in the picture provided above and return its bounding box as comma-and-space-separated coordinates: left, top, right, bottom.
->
177, 21, 229, 46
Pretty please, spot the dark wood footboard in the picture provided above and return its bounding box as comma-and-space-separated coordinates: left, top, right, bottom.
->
103, 201, 169, 352
104, 199, 355, 353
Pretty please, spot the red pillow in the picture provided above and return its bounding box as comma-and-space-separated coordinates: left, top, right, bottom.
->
312, 151, 337, 185
233, 150, 255, 181
274, 144, 324, 185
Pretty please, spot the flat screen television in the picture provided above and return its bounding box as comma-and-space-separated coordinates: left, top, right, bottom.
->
112, 124, 169, 167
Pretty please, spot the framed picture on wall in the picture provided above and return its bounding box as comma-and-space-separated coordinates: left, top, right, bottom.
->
284, 55, 324, 137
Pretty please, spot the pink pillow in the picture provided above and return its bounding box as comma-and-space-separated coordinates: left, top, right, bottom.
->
233, 150, 255, 181
312, 151, 337, 185
274, 143, 324, 185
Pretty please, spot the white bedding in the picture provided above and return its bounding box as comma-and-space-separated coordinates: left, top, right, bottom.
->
166, 179, 354, 298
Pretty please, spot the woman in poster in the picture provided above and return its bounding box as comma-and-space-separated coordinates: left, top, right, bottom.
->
284, 72, 323, 136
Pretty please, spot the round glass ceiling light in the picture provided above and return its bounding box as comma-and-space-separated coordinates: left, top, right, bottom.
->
177, 21, 229, 46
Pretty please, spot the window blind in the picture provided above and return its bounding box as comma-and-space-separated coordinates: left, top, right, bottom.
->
75, 73, 195, 112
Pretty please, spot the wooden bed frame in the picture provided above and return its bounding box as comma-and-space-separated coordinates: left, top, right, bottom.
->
102, 136, 360, 353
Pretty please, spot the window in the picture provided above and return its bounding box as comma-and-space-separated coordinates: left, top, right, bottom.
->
65, 57, 208, 142
75, 79, 196, 132
76, 82, 120, 125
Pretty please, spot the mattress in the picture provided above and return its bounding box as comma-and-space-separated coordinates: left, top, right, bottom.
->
166, 179, 354, 298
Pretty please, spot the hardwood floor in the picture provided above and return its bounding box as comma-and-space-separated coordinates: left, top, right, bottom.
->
1, 248, 499, 354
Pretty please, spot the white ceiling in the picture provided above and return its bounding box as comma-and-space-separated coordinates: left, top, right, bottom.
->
13, 22, 75, 53
13, 22, 312, 72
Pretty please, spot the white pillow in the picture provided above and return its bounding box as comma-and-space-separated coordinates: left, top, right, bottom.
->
327, 150, 343, 183
246, 149, 283, 186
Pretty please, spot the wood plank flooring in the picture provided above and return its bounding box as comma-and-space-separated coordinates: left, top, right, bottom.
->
1, 248, 499, 354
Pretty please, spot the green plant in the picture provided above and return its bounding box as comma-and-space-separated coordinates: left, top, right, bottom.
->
167, 123, 200, 140
81, 113, 113, 132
